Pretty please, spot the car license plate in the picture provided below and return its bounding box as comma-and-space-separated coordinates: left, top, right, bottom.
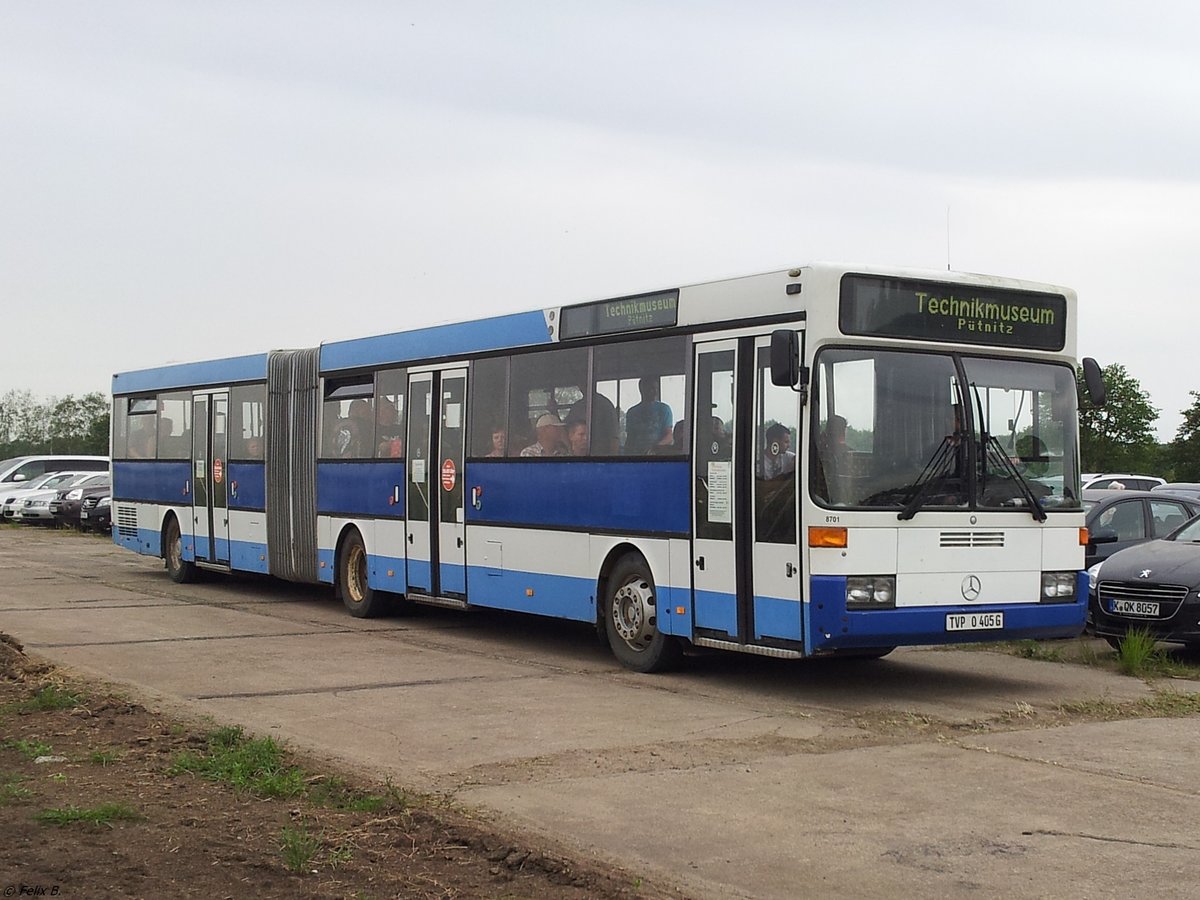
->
1111, 599, 1159, 617
80, 512, 89, 519
946, 612, 1004, 631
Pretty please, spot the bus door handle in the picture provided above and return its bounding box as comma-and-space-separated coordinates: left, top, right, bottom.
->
471, 486, 483, 510
407, 533, 414, 544
457, 536, 463, 548
696, 556, 705, 570
786, 562, 796, 578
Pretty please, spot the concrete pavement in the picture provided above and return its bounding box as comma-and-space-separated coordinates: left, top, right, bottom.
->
3, 527, 1198, 898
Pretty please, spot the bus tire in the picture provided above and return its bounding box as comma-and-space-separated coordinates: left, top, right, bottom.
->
339, 530, 388, 618
163, 515, 196, 584
604, 555, 681, 673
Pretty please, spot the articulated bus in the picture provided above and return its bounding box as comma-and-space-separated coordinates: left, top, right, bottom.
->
110, 263, 1105, 671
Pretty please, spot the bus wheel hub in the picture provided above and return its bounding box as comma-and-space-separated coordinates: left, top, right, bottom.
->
612, 579, 655, 647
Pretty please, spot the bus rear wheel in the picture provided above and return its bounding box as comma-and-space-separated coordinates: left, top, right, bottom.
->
163, 516, 195, 584
339, 530, 389, 618
604, 555, 681, 673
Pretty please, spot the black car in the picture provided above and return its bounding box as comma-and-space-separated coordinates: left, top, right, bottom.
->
1082, 489, 1200, 569
49, 478, 111, 529
1089, 513, 1200, 649
79, 494, 111, 532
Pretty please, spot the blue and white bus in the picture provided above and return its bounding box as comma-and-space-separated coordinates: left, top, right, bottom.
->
110, 263, 1104, 671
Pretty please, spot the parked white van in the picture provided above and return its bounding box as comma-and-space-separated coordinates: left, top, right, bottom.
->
0, 456, 109, 498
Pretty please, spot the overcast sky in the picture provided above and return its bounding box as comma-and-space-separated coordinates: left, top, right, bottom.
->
3, 1, 1198, 441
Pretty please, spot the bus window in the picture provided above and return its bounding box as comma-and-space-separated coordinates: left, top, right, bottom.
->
469, 357, 509, 458
157, 392, 194, 460
321, 377, 374, 459
374, 368, 407, 459
593, 335, 687, 456
755, 347, 798, 544
509, 347, 587, 457
230, 384, 265, 459
125, 397, 158, 459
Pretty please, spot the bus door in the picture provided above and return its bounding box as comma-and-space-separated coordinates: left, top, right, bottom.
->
405, 368, 468, 598
191, 390, 230, 566
692, 337, 803, 650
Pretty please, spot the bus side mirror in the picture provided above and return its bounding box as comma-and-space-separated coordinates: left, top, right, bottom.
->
1082, 358, 1106, 407
770, 330, 800, 387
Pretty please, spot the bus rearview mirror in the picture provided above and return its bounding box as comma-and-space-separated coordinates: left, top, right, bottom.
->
770, 330, 799, 387
1081, 357, 1106, 407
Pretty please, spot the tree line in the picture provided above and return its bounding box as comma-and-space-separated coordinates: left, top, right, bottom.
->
0, 390, 109, 458
1, 373, 1197, 480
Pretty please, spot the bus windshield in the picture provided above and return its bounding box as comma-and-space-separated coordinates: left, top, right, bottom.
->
812, 348, 1080, 512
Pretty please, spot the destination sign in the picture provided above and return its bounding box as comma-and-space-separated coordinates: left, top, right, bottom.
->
839, 275, 1067, 351
560, 289, 679, 339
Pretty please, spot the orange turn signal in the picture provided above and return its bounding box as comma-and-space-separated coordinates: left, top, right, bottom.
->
1079, 527, 1089, 546
808, 526, 848, 548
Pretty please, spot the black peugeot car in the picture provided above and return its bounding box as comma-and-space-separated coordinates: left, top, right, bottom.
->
1089, 512, 1200, 649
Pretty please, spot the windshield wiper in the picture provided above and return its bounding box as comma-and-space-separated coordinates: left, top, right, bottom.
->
984, 435, 1047, 522
898, 438, 960, 520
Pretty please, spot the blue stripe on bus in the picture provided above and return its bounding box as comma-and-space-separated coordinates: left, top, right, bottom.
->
467, 460, 690, 534
319, 311, 551, 373
230, 540, 269, 574
113, 461, 192, 505
228, 462, 265, 510
317, 549, 335, 583
316, 462, 406, 518
807, 575, 1088, 651
694, 589, 737, 637
754, 596, 802, 641
367, 554, 408, 593
657, 584, 691, 638
466, 566, 596, 622
112, 353, 269, 395
114, 527, 158, 557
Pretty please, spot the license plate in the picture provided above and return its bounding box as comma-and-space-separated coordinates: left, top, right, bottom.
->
80, 512, 89, 519
1111, 599, 1159, 617
946, 612, 1004, 631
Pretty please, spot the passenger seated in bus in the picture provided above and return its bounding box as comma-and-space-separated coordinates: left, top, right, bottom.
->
520, 414, 568, 457
567, 393, 618, 455
128, 418, 156, 459
335, 398, 373, 458
245, 436, 264, 459
761, 422, 797, 479
376, 401, 403, 458
624, 377, 673, 453
484, 424, 507, 458
566, 420, 589, 456
651, 418, 687, 455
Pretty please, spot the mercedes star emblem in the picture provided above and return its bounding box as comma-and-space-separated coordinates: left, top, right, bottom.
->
961, 574, 982, 601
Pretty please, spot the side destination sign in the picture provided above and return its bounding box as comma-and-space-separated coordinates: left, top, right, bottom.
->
560, 289, 679, 339
839, 275, 1067, 351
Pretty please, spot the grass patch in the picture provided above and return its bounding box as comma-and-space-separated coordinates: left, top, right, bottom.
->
169, 725, 305, 799
89, 749, 123, 766
19, 684, 82, 712
35, 802, 142, 827
280, 824, 321, 873
0, 774, 32, 805
1010, 640, 1064, 662
2, 738, 53, 760
1111, 629, 1200, 679
1060, 688, 1200, 721
308, 775, 389, 813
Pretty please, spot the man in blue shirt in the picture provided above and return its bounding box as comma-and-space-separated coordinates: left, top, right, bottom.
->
624, 377, 673, 453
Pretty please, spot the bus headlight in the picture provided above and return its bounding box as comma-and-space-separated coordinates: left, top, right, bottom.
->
1041, 571, 1076, 602
846, 576, 896, 610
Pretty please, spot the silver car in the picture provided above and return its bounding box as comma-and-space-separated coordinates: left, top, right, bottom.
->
15, 472, 108, 524
1, 470, 93, 520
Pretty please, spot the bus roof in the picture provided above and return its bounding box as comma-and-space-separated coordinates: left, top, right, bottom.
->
111, 262, 1075, 394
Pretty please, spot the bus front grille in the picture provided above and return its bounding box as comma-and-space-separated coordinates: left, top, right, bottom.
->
940, 531, 1005, 548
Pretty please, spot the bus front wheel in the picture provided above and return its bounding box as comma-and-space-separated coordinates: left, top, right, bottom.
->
604, 555, 681, 673
163, 516, 195, 584
339, 530, 389, 618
